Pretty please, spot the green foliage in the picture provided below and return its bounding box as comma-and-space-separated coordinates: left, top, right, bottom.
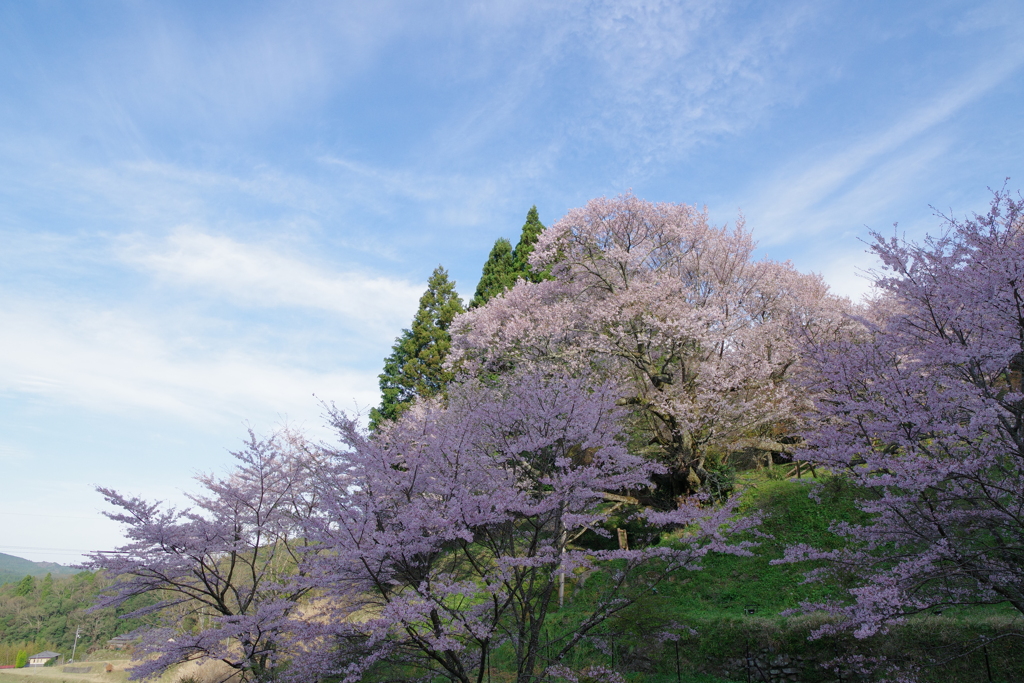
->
469, 237, 517, 308
0, 570, 155, 660
702, 451, 736, 501
13, 575, 34, 597
511, 205, 547, 283
370, 265, 465, 429
468, 206, 548, 310
14, 649, 27, 668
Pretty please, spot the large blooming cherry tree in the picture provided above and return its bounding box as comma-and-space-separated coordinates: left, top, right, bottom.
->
451, 193, 845, 496
781, 191, 1024, 661
296, 371, 760, 683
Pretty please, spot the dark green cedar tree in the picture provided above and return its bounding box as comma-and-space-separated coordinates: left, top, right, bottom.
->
469, 237, 517, 308
369, 266, 465, 430
13, 575, 34, 597
511, 205, 547, 282
469, 206, 548, 309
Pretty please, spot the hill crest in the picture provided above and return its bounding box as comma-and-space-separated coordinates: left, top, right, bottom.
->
0, 552, 79, 585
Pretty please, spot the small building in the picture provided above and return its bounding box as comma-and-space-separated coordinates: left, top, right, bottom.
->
27, 651, 60, 667
107, 634, 135, 650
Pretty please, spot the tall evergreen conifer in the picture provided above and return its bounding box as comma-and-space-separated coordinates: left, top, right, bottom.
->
469, 206, 547, 309
370, 266, 465, 430
13, 575, 34, 597
469, 238, 516, 308
511, 205, 546, 282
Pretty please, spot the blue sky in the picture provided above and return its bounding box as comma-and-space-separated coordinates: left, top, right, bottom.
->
2, 0, 1023, 563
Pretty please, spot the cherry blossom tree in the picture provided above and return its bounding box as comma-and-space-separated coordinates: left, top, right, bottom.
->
451, 193, 844, 496
86, 429, 321, 682
780, 191, 1024, 659
297, 371, 760, 683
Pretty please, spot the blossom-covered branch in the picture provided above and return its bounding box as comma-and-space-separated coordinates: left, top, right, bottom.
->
778, 190, 1024, 676
295, 371, 760, 683
87, 429, 322, 681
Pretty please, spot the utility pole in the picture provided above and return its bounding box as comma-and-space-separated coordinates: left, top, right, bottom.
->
70, 626, 81, 663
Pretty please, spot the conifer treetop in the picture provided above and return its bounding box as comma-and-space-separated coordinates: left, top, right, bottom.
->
512, 205, 546, 282
469, 206, 547, 310
469, 237, 516, 308
370, 265, 465, 429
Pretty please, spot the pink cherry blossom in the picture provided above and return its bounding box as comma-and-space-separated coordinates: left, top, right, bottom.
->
778, 189, 1024, 678
86, 429, 322, 681
295, 371, 760, 683
451, 193, 847, 495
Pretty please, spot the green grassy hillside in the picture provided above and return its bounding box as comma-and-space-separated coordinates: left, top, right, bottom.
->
657, 473, 863, 619
542, 472, 1023, 683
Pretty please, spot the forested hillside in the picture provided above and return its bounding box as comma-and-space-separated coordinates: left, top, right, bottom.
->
0, 571, 154, 666
0, 553, 77, 586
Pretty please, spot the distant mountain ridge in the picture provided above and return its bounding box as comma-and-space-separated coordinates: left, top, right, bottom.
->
0, 552, 79, 585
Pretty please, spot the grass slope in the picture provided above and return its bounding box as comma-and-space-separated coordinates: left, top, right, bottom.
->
660, 473, 862, 619
551, 472, 1023, 682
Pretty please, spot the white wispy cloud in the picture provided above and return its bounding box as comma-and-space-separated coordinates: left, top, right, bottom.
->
0, 299, 380, 426
744, 45, 1024, 245
566, 0, 821, 167
316, 155, 513, 230
345, 0, 822, 181
0, 442, 32, 463
119, 226, 422, 336
61, 2, 419, 136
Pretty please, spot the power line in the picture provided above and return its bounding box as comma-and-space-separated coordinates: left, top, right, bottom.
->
0, 552, 87, 561
0, 544, 97, 553
0, 511, 104, 520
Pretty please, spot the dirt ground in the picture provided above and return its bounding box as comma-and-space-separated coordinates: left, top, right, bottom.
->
0, 660, 131, 683
0, 657, 238, 683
